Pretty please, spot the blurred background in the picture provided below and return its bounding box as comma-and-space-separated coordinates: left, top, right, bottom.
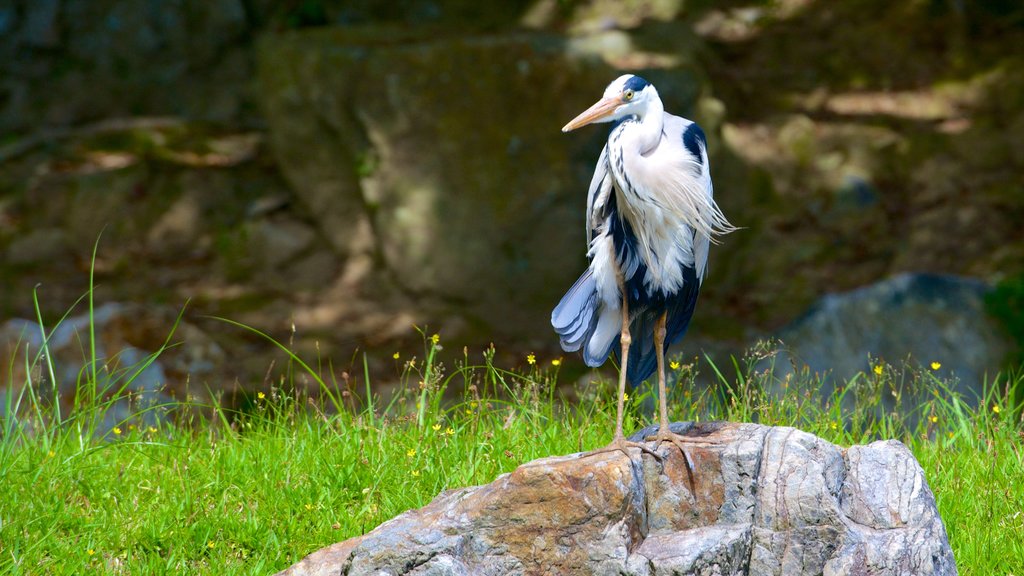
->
1, 0, 1022, 412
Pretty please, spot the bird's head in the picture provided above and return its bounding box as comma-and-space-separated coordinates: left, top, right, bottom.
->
562, 74, 658, 133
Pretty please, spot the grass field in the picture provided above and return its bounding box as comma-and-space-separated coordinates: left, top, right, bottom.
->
1, 312, 1022, 574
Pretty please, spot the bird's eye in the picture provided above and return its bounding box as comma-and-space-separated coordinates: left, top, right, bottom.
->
624, 89, 635, 101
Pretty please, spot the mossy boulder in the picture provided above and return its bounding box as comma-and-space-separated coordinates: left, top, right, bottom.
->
256, 27, 708, 339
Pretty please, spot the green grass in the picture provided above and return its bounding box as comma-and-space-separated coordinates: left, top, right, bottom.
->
1, 307, 1022, 574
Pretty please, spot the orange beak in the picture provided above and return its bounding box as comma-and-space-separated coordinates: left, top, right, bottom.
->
562, 97, 621, 133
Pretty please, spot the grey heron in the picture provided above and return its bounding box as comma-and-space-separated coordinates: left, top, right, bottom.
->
552, 74, 734, 459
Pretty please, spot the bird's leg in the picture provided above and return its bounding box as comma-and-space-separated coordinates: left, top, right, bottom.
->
613, 287, 631, 440
654, 312, 671, 436
646, 312, 696, 491
585, 264, 659, 461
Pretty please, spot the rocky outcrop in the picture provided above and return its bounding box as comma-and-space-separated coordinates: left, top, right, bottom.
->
776, 273, 1012, 400
277, 422, 956, 575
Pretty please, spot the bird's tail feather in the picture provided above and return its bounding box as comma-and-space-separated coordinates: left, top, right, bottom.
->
552, 270, 599, 353
555, 270, 700, 381
552, 270, 619, 366
585, 308, 620, 367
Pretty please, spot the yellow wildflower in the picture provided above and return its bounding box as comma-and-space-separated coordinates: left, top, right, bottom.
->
873, 364, 883, 376
670, 361, 681, 371
207, 541, 216, 549
393, 352, 400, 360
830, 421, 837, 430
445, 427, 455, 436
930, 361, 941, 371
304, 503, 313, 511
431, 424, 442, 432
87, 549, 95, 556
112, 427, 122, 436
47, 450, 55, 458
148, 426, 157, 434
551, 358, 561, 367
406, 448, 416, 458
622, 392, 629, 402
929, 415, 938, 423
257, 392, 266, 400
527, 353, 536, 365
411, 470, 421, 477
993, 405, 1001, 414
430, 333, 440, 345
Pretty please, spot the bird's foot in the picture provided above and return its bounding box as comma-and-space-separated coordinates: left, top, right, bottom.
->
584, 433, 662, 462
645, 428, 696, 492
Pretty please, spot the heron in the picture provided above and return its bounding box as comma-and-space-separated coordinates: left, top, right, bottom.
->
552, 74, 734, 461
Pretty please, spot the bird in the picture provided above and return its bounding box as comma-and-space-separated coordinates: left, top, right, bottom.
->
552, 74, 734, 461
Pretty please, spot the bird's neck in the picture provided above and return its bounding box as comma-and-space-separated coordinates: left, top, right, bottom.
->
630, 98, 664, 155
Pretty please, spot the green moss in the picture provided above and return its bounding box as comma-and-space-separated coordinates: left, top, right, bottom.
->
214, 228, 254, 283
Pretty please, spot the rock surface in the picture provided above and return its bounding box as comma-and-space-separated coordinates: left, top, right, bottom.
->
776, 273, 1012, 400
277, 422, 956, 576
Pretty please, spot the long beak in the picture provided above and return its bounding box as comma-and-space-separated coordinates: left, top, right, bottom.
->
562, 97, 621, 132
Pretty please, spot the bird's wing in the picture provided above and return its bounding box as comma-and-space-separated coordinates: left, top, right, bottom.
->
585, 145, 614, 245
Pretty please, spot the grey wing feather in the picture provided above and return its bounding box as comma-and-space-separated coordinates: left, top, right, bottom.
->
585, 146, 613, 245
551, 268, 599, 352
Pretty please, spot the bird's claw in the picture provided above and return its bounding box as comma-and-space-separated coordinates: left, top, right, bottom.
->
645, 429, 697, 492
585, 434, 663, 462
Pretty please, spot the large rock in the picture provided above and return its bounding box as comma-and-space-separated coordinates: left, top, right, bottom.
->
255, 27, 709, 340
277, 422, 956, 575
776, 273, 1012, 400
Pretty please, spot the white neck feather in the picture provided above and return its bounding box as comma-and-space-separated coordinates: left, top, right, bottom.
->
634, 96, 664, 155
